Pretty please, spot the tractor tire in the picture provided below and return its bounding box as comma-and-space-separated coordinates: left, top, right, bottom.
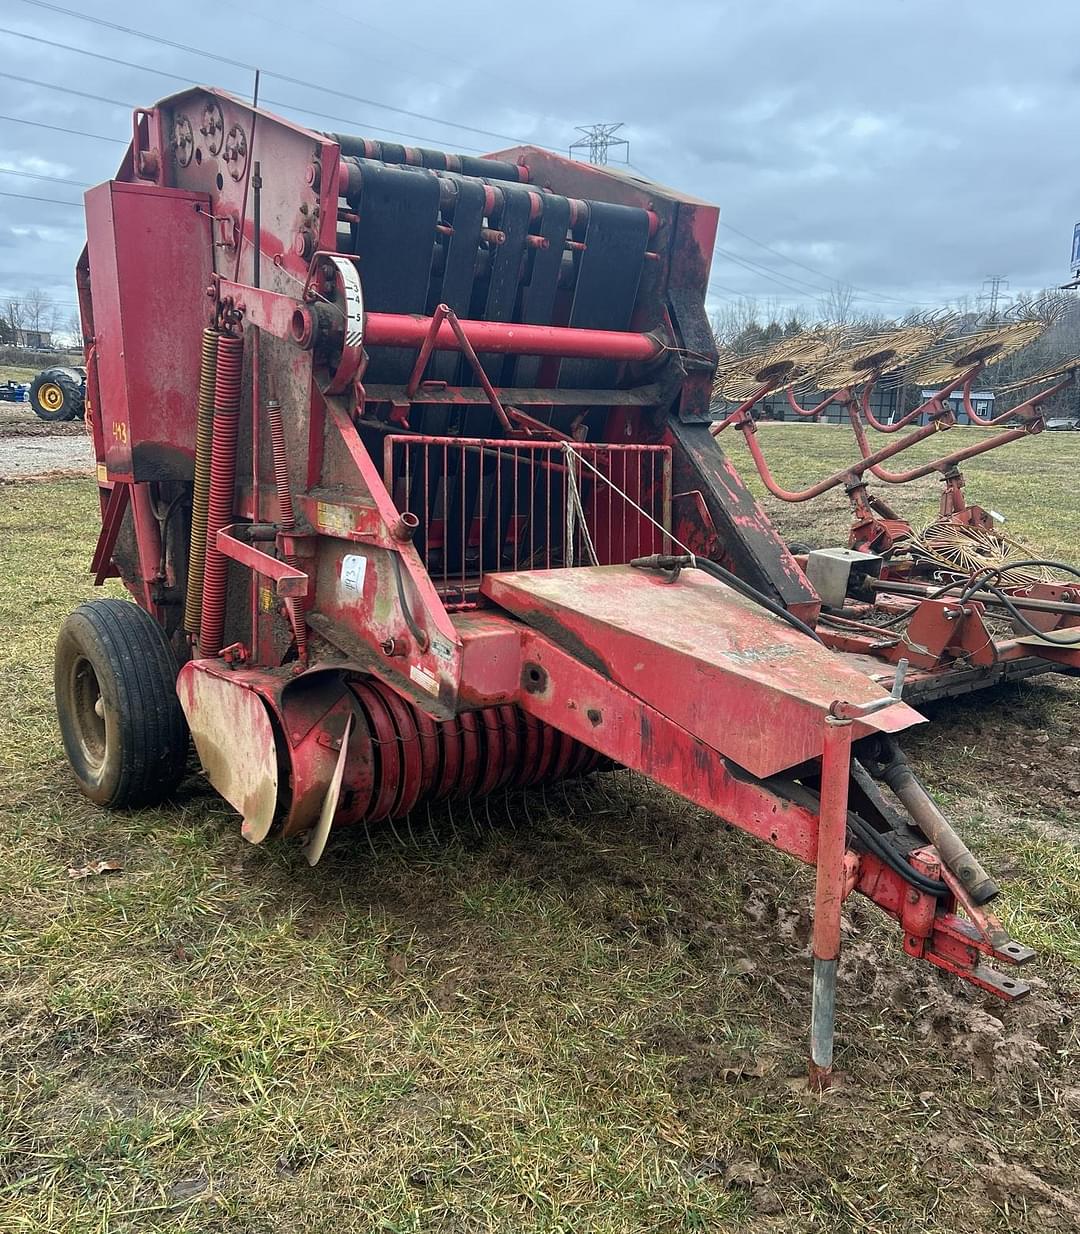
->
55, 599, 189, 808
29, 366, 84, 422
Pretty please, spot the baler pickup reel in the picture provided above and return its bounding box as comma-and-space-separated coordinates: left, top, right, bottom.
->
63, 86, 1036, 1090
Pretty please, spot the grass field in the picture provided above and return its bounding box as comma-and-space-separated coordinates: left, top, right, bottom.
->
0, 365, 37, 384
1, 431, 1078, 1232
735, 421, 1079, 560
0, 358, 82, 385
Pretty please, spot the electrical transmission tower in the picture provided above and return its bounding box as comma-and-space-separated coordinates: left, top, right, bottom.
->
569, 123, 629, 165
980, 274, 1009, 319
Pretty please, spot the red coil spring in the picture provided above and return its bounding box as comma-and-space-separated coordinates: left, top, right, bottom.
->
266, 398, 296, 529
345, 680, 605, 824
198, 334, 243, 657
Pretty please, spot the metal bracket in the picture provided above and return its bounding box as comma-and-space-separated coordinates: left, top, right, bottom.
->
830, 658, 907, 719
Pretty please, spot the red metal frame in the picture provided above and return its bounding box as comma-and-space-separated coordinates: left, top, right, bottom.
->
72, 85, 1048, 1091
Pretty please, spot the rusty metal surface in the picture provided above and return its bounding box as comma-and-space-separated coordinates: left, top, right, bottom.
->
176, 661, 278, 842
484, 565, 922, 778
66, 84, 1048, 1063
84, 181, 213, 483
668, 419, 820, 621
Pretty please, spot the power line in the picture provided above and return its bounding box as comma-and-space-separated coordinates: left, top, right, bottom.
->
0, 296, 80, 309
0, 70, 129, 110
307, 0, 546, 111
0, 26, 496, 153
716, 239, 934, 310
0, 189, 81, 207
715, 245, 828, 299
0, 112, 125, 144
0, 23, 192, 85
0, 163, 90, 188
257, 94, 490, 155
631, 154, 938, 312
13, 0, 551, 149
720, 221, 843, 289
717, 244, 833, 294
719, 219, 930, 307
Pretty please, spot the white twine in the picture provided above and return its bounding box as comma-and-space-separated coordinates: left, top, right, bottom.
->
561, 441, 697, 564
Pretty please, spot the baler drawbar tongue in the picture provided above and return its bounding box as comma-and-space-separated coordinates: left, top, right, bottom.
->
482, 565, 923, 778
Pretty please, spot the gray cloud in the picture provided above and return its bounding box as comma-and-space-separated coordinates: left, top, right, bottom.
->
2, 0, 1077, 325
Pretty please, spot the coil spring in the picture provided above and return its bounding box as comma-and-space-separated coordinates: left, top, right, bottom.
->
347, 680, 605, 823
198, 334, 243, 657
184, 328, 220, 634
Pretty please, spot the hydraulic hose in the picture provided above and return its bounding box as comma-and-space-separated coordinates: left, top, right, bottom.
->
871, 736, 997, 904
630, 553, 823, 644
954, 559, 1080, 646
845, 806, 949, 898
184, 327, 220, 634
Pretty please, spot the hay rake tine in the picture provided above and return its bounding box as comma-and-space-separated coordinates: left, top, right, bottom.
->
497, 788, 516, 831
464, 793, 481, 839
445, 796, 463, 847
386, 812, 410, 850
362, 821, 379, 861
521, 786, 536, 829
481, 792, 497, 837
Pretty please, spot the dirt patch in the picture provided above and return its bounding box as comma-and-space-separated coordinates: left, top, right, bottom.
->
0, 405, 93, 478
0, 433, 93, 478
0, 404, 87, 435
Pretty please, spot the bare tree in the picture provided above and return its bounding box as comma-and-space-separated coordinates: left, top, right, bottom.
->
711, 296, 762, 347
712, 296, 805, 350
64, 311, 83, 350
3, 298, 24, 341
21, 288, 55, 337
817, 281, 857, 325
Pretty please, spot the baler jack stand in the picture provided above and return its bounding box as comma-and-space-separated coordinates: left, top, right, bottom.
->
808, 715, 853, 1092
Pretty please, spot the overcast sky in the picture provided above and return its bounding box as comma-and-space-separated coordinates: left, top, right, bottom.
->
2, 0, 1078, 333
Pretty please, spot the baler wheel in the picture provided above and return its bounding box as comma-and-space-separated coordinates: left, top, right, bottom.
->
29, 367, 84, 422
54, 600, 188, 807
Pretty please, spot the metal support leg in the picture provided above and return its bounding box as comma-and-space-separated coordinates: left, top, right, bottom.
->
808, 714, 853, 1091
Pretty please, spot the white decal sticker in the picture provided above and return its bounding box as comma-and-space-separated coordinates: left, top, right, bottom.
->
431, 635, 454, 663
409, 664, 440, 695
341, 554, 368, 595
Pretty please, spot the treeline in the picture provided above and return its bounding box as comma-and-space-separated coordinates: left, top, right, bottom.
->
712, 290, 1080, 416
1, 290, 80, 348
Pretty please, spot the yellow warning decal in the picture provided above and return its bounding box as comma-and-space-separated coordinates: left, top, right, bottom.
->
317, 501, 354, 536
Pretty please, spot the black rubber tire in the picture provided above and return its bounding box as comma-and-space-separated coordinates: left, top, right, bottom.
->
29, 366, 84, 422
55, 599, 188, 808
